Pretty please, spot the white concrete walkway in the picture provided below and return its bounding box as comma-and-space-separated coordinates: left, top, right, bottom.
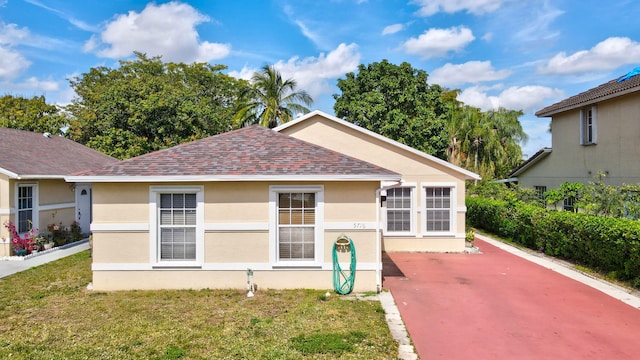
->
0, 240, 90, 278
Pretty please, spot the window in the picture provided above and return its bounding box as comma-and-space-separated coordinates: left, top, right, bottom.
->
386, 187, 412, 233
270, 185, 323, 265
278, 192, 316, 260
17, 185, 34, 233
150, 186, 203, 265
534, 186, 547, 202
563, 196, 575, 212
580, 106, 597, 145
159, 193, 197, 260
424, 186, 453, 232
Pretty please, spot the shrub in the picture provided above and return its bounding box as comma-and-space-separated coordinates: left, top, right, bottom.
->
467, 196, 640, 288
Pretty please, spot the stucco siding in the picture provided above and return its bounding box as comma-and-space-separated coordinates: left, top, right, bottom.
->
92, 269, 377, 292
523, 92, 640, 189
91, 180, 380, 291
0, 174, 9, 256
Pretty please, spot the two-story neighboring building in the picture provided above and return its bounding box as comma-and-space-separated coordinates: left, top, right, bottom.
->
509, 70, 640, 196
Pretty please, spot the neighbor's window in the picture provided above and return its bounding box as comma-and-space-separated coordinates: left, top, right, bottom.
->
424, 187, 452, 232
159, 193, 197, 261
17, 185, 34, 233
278, 192, 316, 260
534, 186, 547, 202
386, 187, 412, 233
580, 106, 597, 145
563, 196, 575, 212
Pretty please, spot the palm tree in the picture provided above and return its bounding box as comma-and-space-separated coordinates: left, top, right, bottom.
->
233, 65, 313, 128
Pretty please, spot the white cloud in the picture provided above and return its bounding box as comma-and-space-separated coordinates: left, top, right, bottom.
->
24, 0, 98, 32
482, 32, 493, 41
13, 77, 59, 92
382, 24, 404, 35
412, 0, 509, 16
0, 22, 30, 45
458, 85, 563, 113
229, 43, 361, 101
429, 61, 511, 86
402, 26, 474, 59
89, 2, 230, 63
514, 3, 563, 43
0, 46, 30, 80
539, 37, 640, 75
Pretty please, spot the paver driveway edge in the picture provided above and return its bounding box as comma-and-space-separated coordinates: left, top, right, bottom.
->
475, 233, 640, 310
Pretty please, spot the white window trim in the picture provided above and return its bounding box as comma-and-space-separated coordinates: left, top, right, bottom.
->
420, 182, 456, 236
15, 182, 38, 234
580, 106, 597, 145
149, 185, 204, 267
383, 183, 417, 236
269, 185, 324, 267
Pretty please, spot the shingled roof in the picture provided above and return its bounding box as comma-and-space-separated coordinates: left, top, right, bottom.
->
67, 125, 400, 182
536, 72, 640, 117
0, 127, 118, 179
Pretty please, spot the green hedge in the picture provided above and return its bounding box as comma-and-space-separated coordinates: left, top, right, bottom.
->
467, 196, 640, 287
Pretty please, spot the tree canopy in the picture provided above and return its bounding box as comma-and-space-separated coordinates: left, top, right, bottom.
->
0, 95, 67, 134
66, 53, 251, 159
333, 59, 528, 179
233, 65, 313, 128
333, 60, 456, 159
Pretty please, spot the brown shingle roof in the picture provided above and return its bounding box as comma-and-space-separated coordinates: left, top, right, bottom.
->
71, 125, 400, 180
0, 127, 118, 178
536, 72, 640, 117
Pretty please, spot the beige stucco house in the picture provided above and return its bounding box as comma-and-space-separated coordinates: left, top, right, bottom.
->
510, 71, 640, 198
67, 111, 479, 292
0, 127, 117, 256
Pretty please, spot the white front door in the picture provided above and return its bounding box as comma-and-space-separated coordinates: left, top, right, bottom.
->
75, 184, 92, 234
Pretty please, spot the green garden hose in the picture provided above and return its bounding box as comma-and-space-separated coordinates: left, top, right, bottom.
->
332, 235, 356, 295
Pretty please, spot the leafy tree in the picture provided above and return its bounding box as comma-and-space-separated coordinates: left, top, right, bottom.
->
66, 53, 251, 159
233, 65, 313, 128
0, 95, 67, 134
333, 60, 455, 159
449, 106, 526, 179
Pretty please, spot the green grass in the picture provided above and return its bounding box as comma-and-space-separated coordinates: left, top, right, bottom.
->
0, 251, 398, 359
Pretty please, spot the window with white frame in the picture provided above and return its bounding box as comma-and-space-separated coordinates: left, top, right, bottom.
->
151, 186, 203, 265
270, 185, 323, 265
278, 192, 316, 260
580, 106, 597, 145
424, 186, 453, 232
386, 187, 412, 233
17, 184, 34, 233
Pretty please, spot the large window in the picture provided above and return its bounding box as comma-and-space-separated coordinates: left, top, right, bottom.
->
580, 106, 597, 145
278, 192, 316, 260
534, 186, 547, 202
424, 186, 452, 232
159, 193, 197, 261
386, 187, 412, 233
17, 185, 34, 233
270, 185, 323, 265
151, 186, 203, 265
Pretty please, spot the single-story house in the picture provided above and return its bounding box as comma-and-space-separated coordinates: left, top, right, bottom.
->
0, 127, 118, 256
67, 111, 479, 292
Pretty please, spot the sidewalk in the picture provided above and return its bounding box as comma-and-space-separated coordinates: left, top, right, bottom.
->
0, 240, 90, 278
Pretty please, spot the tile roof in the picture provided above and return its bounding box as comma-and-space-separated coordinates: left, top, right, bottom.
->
0, 127, 118, 178
72, 125, 400, 180
536, 72, 640, 117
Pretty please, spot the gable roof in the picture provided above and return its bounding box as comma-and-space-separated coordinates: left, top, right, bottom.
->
276, 110, 481, 181
536, 72, 640, 117
508, 147, 552, 177
66, 125, 400, 183
0, 127, 118, 179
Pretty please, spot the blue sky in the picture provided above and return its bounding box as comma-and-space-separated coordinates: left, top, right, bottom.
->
2, 0, 640, 158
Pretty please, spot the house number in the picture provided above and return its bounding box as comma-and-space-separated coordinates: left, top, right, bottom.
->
353, 223, 366, 229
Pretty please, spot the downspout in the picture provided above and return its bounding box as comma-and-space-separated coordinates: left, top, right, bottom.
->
376, 181, 401, 293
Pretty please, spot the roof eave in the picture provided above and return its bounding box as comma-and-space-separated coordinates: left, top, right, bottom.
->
0, 167, 19, 179
510, 148, 552, 177
536, 85, 640, 117
65, 174, 402, 183
276, 111, 482, 181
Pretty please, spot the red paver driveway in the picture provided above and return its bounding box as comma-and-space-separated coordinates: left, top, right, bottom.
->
383, 238, 640, 360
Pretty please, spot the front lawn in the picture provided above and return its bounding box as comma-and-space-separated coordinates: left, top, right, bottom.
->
0, 251, 398, 359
